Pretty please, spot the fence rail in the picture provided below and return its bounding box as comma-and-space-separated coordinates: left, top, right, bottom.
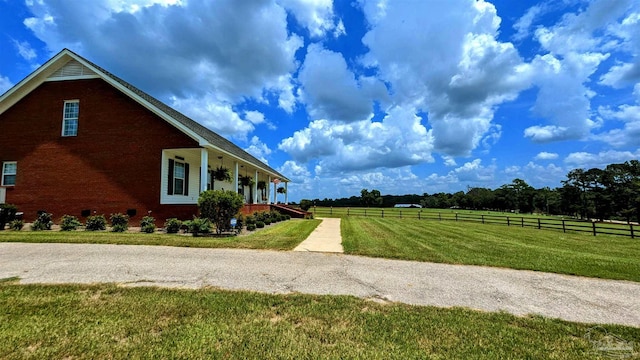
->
311, 207, 636, 238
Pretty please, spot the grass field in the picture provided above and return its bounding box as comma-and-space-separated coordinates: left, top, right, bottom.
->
0, 219, 321, 251
1, 282, 638, 359
312, 206, 637, 237
341, 217, 640, 282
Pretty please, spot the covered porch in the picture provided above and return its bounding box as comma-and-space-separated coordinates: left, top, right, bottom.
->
160, 147, 289, 208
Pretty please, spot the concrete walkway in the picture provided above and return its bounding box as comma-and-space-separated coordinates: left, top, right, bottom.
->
1, 242, 639, 327
293, 218, 343, 253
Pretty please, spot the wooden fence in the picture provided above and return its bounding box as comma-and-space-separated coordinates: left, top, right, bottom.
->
312, 207, 637, 238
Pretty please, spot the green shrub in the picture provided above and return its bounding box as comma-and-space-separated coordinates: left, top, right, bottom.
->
284, 214, 291, 220
60, 215, 82, 231
198, 190, 244, 234
264, 218, 271, 225
140, 215, 156, 233
9, 219, 23, 231
85, 215, 107, 231
164, 218, 182, 234
110, 213, 129, 233
183, 217, 212, 237
247, 223, 257, 231
256, 221, 265, 228
0, 204, 18, 230
245, 215, 256, 225
31, 212, 53, 231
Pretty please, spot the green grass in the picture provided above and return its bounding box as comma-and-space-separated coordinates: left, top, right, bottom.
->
1, 283, 638, 359
342, 217, 640, 282
0, 219, 321, 251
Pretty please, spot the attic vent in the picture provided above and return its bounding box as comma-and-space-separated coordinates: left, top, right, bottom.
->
49, 60, 96, 79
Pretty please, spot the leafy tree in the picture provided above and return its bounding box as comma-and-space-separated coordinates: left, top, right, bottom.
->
198, 190, 244, 234
361, 189, 383, 207
299, 199, 313, 211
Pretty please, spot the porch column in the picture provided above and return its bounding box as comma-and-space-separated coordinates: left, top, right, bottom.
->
285, 182, 288, 204
200, 148, 208, 193
234, 162, 239, 194
253, 170, 258, 204
267, 176, 271, 204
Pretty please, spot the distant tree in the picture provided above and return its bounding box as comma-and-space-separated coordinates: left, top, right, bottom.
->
299, 199, 313, 211
361, 189, 383, 207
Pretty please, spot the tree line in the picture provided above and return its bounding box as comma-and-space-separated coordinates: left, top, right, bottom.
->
300, 161, 640, 222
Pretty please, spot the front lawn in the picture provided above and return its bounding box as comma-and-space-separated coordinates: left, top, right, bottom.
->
0, 219, 321, 251
1, 282, 638, 359
342, 217, 640, 282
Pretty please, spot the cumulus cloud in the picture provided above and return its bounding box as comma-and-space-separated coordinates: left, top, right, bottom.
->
279, 105, 434, 173
244, 136, 273, 164
524, 0, 638, 143
277, 0, 338, 37
298, 44, 376, 122
23, 0, 303, 137
534, 152, 559, 160
358, 0, 531, 156
170, 95, 254, 139
278, 160, 311, 183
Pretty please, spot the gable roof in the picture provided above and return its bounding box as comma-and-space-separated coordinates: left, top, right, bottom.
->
0, 48, 289, 182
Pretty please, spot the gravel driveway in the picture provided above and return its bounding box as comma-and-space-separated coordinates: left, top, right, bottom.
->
1, 242, 638, 327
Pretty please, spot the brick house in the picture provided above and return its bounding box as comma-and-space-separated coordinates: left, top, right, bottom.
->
0, 49, 289, 223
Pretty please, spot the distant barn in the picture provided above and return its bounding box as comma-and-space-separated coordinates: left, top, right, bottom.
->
394, 204, 422, 208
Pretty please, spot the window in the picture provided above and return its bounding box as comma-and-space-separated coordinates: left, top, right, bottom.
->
62, 100, 79, 137
167, 159, 189, 196
2, 162, 16, 186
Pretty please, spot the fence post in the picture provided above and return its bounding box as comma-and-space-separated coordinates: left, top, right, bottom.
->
418, 211, 421, 220
562, 219, 566, 233
592, 221, 597, 236
364, 209, 367, 217
631, 224, 635, 239
381, 209, 384, 218
481, 215, 485, 224
455, 213, 458, 221
439, 213, 442, 221
347, 208, 350, 217
507, 217, 510, 226
330, 207, 333, 215
521, 217, 524, 227
400, 210, 402, 219
537, 218, 541, 229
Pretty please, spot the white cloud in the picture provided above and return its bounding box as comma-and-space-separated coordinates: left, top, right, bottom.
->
277, 0, 337, 37
0, 75, 13, 94
170, 94, 254, 140
278, 160, 311, 183
359, 0, 531, 156
13, 40, 37, 61
279, 105, 434, 172
534, 152, 559, 160
525, 52, 607, 143
564, 149, 640, 169
513, 4, 545, 41
298, 44, 375, 122
244, 136, 272, 164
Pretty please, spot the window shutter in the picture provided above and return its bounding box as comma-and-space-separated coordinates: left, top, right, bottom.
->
168, 159, 174, 195
184, 163, 190, 196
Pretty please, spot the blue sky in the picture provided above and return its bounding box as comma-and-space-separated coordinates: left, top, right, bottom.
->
1, 0, 639, 202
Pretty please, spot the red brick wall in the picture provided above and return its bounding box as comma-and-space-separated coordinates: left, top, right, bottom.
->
0, 78, 202, 224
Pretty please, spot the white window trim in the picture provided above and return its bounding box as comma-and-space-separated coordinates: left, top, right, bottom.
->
173, 161, 186, 195
61, 100, 79, 137
2, 161, 17, 186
